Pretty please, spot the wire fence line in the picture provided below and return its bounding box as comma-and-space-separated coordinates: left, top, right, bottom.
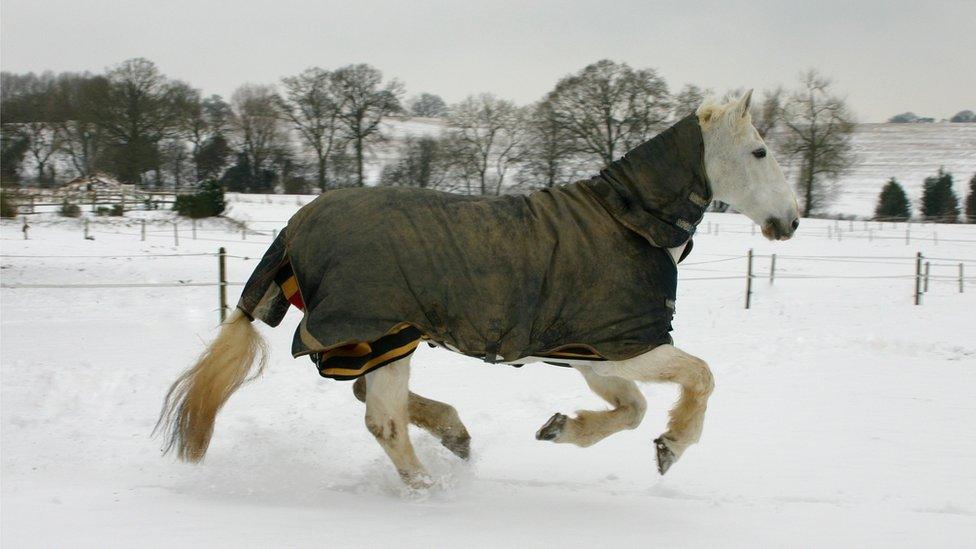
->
2, 246, 972, 321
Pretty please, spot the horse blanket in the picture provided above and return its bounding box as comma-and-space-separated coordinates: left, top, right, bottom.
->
238, 114, 711, 379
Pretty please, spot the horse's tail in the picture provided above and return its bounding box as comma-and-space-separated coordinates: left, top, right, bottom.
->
155, 308, 268, 462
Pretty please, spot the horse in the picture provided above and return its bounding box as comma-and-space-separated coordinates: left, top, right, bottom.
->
157, 91, 799, 489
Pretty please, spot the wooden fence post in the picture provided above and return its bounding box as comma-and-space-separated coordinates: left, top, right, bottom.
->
924, 261, 930, 293
745, 249, 754, 309
84, 218, 90, 240
769, 253, 776, 285
192, 218, 197, 240
219, 247, 228, 322
961, 263, 965, 294
914, 252, 922, 305
141, 219, 146, 241
21, 216, 29, 240
173, 221, 179, 246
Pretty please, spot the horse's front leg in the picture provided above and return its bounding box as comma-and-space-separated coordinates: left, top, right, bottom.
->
535, 364, 646, 447
589, 345, 714, 475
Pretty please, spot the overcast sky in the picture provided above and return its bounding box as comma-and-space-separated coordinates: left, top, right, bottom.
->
2, 0, 973, 122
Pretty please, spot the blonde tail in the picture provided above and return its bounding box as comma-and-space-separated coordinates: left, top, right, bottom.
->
155, 309, 268, 462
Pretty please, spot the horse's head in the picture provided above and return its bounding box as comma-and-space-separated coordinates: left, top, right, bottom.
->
697, 91, 799, 240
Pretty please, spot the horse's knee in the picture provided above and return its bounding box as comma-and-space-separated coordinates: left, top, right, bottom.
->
352, 377, 367, 402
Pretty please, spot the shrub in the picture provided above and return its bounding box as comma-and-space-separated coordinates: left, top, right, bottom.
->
110, 204, 124, 216
59, 200, 81, 218
173, 180, 226, 218
0, 190, 17, 218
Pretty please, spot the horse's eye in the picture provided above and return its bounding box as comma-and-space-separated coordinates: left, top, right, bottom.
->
752, 148, 767, 159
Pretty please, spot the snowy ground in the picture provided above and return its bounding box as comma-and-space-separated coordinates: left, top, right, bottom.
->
2, 204, 975, 547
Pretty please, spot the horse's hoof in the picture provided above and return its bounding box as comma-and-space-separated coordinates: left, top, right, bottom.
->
442, 434, 471, 460
535, 413, 567, 441
400, 470, 434, 490
654, 437, 677, 475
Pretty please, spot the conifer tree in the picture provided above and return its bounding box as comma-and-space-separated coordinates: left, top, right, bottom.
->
874, 178, 911, 221
965, 173, 976, 223
920, 168, 960, 223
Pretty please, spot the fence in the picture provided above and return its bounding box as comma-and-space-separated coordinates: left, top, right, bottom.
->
2, 244, 973, 322
16, 216, 279, 244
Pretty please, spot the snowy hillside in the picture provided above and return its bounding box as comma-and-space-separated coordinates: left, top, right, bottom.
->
777, 123, 976, 218
2, 204, 975, 547
367, 118, 976, 218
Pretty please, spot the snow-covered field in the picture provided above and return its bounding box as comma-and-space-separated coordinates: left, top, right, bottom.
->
2, 200, 975, 547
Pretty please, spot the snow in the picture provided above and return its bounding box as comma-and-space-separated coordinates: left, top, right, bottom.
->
2, 206, 975, 547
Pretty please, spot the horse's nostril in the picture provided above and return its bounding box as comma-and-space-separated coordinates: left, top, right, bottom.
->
791, 218, 800, 231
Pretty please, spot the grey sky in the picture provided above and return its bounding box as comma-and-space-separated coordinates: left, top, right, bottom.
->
2, 0, 973, 122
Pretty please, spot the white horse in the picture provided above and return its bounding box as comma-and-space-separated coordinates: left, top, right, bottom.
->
157, 91, 799, 488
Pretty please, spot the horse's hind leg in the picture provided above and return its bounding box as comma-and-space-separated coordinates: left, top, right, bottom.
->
362, 357, 430, 488
535, 364, 646, 447
354, 376, 471, 460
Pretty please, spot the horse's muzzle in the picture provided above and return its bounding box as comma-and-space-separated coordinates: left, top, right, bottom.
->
762, 217, 799, 241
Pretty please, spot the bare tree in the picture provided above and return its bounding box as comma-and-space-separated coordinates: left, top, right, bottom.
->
279, 68, 344, 191
21, 122, 60, 185
52, 74, 107, 178
379, 136, 451, 189
753, 87, 784, 138
90, 58, 183, 184
448, 94, 526, 196
230, 84, 287, 192
778, 70, 857, 217
333, 64, 403, 186
672, 84, 711, 119
408, 93, 447, 118
519, 98, 580, 189
546, 60, 671, 167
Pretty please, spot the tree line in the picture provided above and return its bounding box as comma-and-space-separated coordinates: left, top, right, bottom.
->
0, 58, 884, 217
876, 171, 976, 223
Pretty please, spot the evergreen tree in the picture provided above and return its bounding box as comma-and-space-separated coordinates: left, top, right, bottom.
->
920, 168, 961, 223
965, 173, 976, 223
874, 178, 911, 221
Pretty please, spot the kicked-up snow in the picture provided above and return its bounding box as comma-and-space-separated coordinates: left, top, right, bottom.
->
2, 206, 975, 547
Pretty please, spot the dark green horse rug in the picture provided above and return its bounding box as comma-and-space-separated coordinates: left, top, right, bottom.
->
238, 114, 711, 380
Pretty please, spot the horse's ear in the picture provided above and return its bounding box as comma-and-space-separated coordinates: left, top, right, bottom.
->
736, 89, 754, 119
